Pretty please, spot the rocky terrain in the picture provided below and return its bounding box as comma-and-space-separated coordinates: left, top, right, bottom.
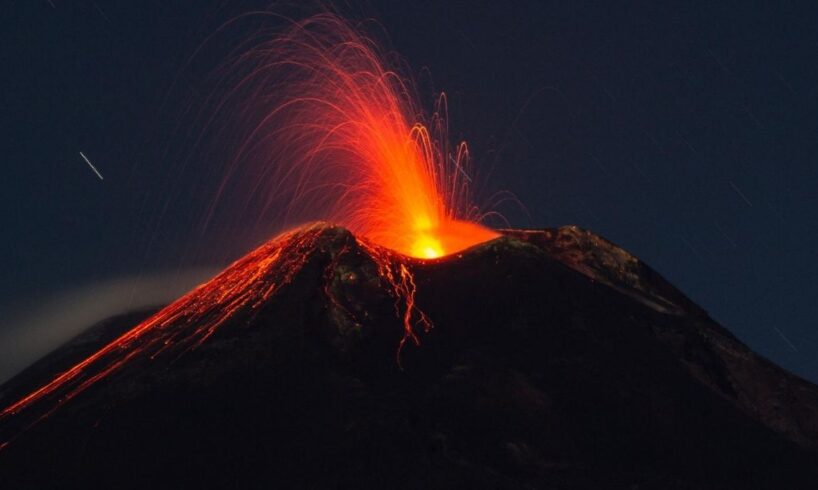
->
1, 224, 816, 489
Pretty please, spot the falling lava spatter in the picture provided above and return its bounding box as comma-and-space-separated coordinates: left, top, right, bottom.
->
204, 13, 498, 259
0, 13, 498, 439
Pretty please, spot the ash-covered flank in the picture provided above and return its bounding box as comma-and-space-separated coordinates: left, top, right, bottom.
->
1, 223, 817, 489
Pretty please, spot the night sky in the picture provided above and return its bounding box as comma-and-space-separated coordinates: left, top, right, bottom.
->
3, 2, 818, 382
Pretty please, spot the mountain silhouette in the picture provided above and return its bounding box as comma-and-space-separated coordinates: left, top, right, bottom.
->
1, 223, 816, 489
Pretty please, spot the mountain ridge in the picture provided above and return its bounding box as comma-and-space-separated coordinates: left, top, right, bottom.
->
1, 223, 816, 489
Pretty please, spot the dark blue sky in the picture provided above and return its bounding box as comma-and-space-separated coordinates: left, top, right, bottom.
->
3, 1, 818, 381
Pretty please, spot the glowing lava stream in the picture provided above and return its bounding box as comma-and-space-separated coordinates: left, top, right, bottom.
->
0, 13, 500, 436
0, 225, 445, 427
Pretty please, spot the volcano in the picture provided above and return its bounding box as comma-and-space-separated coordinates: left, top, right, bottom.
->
1, 223, 818, 489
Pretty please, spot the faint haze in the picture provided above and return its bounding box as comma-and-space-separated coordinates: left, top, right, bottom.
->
0, 268, 218, 385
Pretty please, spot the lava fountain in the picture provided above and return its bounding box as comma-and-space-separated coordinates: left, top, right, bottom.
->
204, 13, 498, 258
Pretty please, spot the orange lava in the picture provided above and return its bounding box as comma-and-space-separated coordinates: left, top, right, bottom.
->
208, 13, 497, 258
0, 226, 323, 422
0, 225, 444, 440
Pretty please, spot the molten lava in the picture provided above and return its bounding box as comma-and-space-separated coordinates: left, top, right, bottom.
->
206, 13, 497, 258
0, 225, 439, 432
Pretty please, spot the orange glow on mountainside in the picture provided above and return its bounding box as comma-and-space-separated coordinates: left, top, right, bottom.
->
0, 225, 444, 432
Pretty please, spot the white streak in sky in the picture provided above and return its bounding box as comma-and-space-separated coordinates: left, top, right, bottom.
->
449, 154, 472, 182
79, 151, 104, 180
728, 180, 753, 207
773, 326, 798, 352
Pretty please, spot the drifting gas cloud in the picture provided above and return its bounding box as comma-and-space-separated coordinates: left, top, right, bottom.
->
0, 268, 217, 385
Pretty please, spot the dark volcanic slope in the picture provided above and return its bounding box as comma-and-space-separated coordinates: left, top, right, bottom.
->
1, 224, 817, 489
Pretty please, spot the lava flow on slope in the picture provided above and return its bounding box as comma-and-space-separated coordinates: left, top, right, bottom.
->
0, 224, 441, 438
